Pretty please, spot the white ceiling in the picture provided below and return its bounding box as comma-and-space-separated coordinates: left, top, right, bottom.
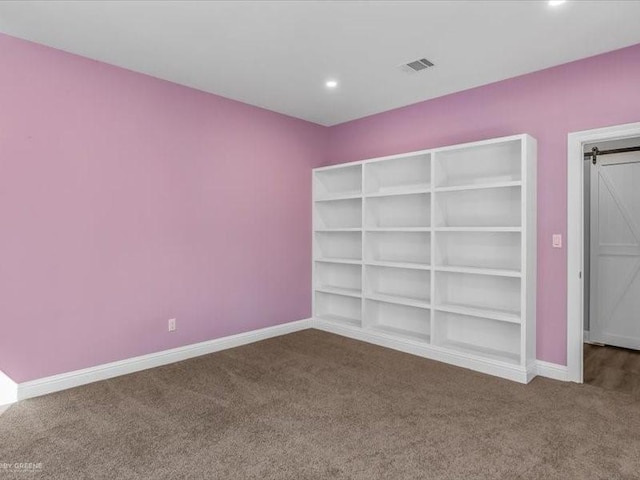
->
1, 1, 640, 126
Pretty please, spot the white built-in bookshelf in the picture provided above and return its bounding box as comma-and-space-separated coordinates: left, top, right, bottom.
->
312, 134, 537, 383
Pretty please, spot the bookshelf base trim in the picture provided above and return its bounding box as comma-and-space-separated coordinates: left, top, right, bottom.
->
313, 317, 536, 384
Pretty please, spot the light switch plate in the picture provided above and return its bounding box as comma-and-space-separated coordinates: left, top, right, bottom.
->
552, 234, 562, 248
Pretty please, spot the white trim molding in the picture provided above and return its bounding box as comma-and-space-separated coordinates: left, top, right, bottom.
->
535, 360, 568, 382
0, 370, 18, 406
567, 122, 640, 383
314, 319, 537, 384
583, 331, 602, 346
315, 318, 568, 383
16, 318, 312, 402
3, 316, 574, 406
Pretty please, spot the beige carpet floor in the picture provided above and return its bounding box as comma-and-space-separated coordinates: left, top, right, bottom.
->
1, 329, 640, 479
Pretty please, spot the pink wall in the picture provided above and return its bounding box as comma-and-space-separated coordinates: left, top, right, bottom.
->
327, 43, 640, 366
0, 34, 327, 382
2, 32, 639, 382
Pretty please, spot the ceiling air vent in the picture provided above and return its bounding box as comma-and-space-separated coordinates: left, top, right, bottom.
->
400, 58, 435, 74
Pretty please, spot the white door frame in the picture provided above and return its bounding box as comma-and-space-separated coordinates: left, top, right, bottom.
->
567, 121, 640, 383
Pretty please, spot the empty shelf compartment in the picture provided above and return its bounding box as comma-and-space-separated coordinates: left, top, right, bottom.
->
315, 262, 362, 297
365, 265, 430, 306
365, 231, 430, 266
365, 153, 431, 195
435, 271, 521, 320
434, 231, 521, 272
434, 186, 521, 228
366, 193, 431, 228
434, 139, 521, 188
315, 231, 362, 262
315, 291, 361, 327
366, 300, 430, 342
315, 198, 362, 229
315, 164, 362, 199
434, 311, 520, 365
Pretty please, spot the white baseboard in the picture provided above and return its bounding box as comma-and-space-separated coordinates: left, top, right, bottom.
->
535, 360, 569, 381
17, 318, 312, 402
4, 317, 572, 405
0, 370, 18, 406
314, 318, 572, 384
314, 319, 535, 384
583, 330, 603, 346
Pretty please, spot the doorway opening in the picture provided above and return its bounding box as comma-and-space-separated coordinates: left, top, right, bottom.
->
567, 122, 640, 385
582, 138, 640, 395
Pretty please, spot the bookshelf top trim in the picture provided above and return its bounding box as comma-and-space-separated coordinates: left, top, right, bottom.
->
314, 133, 535, 172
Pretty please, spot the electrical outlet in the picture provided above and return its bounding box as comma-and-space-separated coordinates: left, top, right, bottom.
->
168, 318, 176, 332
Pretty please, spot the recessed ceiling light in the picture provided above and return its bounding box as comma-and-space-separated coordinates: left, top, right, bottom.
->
325, 80, 338, 89
548, 0, 566, 6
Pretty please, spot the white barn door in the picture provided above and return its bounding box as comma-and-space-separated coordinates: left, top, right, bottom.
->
590, 151, 640, 350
